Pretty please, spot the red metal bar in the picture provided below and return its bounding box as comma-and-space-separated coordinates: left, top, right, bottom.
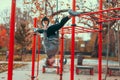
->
70, 0, 76, 80
98, 0, 103, 80
75, 26, 99, 31
98, 12, 120, 20
60, 26, 99, 34
31, 18, 37, 80
77, 7, 120, 17
109, 11, 120, 17
99, 18, 120, 22
60, 28, 64, 80
62, 26, 98, 30
36, 30, 41, 77
64, 30, 99, 34
8, 0, 16, 80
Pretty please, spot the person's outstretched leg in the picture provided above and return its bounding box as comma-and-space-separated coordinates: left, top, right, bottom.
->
68, 9, 85, 16
47, 9, 85, 34
47, 16, 70, 34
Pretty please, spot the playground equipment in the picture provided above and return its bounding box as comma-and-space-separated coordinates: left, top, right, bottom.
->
7, 0, 120, 80
8, 0, 16, 80
31, 17, 37, 80
42, 65, 59, 74
107, 66, 120, 76
76, 66, 94, 75
75, 54, 94, 75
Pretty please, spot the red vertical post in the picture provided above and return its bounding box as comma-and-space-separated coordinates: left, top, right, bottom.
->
31, 18, 37, 80
8, 0, 16, 80
36, 35, 41, 77
98, 0, 102, 80
60, 28, 64, 80
70, 0, 76, 80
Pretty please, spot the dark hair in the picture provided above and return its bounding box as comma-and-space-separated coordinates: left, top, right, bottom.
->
41, 16, 49, 27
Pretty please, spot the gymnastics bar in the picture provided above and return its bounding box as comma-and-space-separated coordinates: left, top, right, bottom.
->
70, 0, 76, 80
31, 17, 37, 80
8, 0, 16, 80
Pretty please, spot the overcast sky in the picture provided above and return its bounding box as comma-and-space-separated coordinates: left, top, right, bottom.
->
0, 0, 98, 41
0, 0, 11, 12
0, 0, 98, 23
0, 0, 98, 12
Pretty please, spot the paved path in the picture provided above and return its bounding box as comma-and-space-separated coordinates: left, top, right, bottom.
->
0, 59, 120, 80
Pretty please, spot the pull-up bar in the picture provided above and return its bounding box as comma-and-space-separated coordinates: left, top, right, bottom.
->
31, 17, 37, 80
76, 7, 120, 22
61, 0, 103, 80
59, 25, 100, 80
98, 0, 102, 80
8, 0, 16, 80
70, 0, 76, 80
59, 28, 64, 80
8, 0, 120, 80
60, 26, 99, 34
77, 7, 120, 16
36, 35, 41, 77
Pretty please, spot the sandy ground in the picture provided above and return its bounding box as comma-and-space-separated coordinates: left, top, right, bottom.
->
0, 59, 120, 80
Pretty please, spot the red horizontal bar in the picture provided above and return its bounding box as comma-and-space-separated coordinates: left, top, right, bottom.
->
99, 18, 120, 22
62, 26, 99, 31
78, 7, 120, 17
61, 30, 99, 34
60, 26, 99, 34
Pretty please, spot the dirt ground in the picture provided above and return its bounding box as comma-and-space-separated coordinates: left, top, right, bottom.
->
0, 54, 46, 61
0, 63, 26, 73
0, 54, 46, 73
0, 58, 120, 80
0, 54, 120, 80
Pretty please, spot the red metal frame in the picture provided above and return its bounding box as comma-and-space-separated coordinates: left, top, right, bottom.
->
8, 0, 16, 80
59, 1, 120, 80
31, 18, 37, 80
36, 35, 41, 77
98, 0, 102, 80
59, 28, 64, 80
77, 7, 120, 22
60, 26, 99, 34
70, 0, 76, 80
8, 0, 120, 80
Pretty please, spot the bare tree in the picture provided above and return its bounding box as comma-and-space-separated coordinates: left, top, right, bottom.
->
15, 8, 33, 60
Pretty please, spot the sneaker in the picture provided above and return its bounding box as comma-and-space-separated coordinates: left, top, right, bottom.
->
68, 9, 81, 16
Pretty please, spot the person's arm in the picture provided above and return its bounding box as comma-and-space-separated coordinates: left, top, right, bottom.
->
34, 28, 44, 33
